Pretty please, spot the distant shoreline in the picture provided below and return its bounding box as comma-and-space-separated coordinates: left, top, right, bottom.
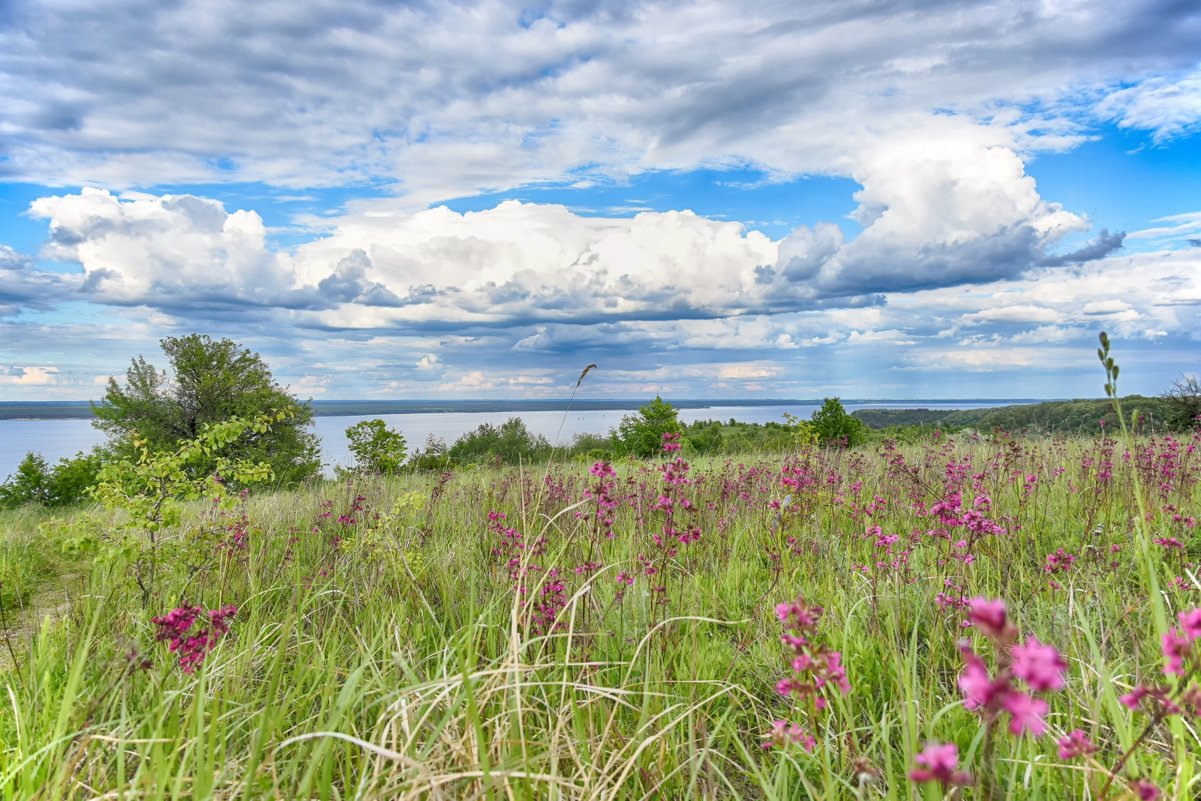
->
0, 397, 1050, 421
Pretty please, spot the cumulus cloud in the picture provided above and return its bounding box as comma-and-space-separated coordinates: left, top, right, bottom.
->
23, 186, 1124, 328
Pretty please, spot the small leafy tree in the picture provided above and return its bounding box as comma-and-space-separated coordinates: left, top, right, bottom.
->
57, 413, 280, 605
345, 419, 407, 475
810, 397, 867, 448
617, 396, 682, 457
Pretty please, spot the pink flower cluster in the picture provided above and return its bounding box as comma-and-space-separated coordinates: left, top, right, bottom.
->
959, 598, 1067, 737
909, 742, 971, 788
763, 595, 851, 751
151, 603, 238, 674
1121, 607, 1201, 718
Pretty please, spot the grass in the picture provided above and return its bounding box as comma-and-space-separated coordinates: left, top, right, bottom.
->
0, 430, 1199, 799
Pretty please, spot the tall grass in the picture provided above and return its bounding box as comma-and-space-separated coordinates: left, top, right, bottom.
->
0, 430, 1199, 799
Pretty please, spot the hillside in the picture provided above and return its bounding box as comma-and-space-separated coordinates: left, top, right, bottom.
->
853, 395, 1180, 433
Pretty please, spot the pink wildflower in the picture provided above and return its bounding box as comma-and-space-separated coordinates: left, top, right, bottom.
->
1179, 608, 1201, 640
1131, 778, 1161, 800
761, 720, 816, 751
1002, 691, 1048, 736
1011, 636, 1068, 691
909, 742, 971, 787
1120, 686, 1151, 710
1056, 729, 1096, 760
967, 597, 1015, 641
1163, 629, 1191, 675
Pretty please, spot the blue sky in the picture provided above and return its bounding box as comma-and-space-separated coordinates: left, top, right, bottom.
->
1, 0, 1199, 401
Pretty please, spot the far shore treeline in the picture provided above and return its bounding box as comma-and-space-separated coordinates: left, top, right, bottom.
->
1, 334, 1198, 511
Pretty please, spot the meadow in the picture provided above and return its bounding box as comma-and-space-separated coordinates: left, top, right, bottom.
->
0, 417, 1199, 799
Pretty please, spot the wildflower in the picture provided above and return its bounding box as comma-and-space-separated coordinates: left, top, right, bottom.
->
1162, 629, 1191, 675
909, 742, 971, 787
1002, 691, 1048, 736
967, 597, 1015, 642
1179, 607, 1201, 640
1131, 778, 1161, 800
1056, 729, 1096, 760
151, 603, 238, 674
761, 720, 816, 751
1011, 637, 1068, 691
1120, 685, 1152, 710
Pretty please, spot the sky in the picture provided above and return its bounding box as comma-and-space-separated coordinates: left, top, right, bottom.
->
1, 0, 1199, 401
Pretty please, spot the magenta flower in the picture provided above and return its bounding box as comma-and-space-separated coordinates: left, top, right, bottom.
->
958, 649, 1008, 711
151, 603, 238, 674
1056, 729, 1096, 760
761, 719, 816, 751
909, 742, 971, 787
1179, 607, 1201, 640
1002, 691, 1048, 736
1163, 629, 1191, 675
967, 597, 1015, 641
1131, 778, 1161, 800
1120, 685, 1151, 710
1011, 636, 1068, 691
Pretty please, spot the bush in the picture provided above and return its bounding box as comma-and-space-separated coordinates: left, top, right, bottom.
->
810, 397, 867, 448
345, 419, 407, 475
617, 396, 682, 457
407, 435, 454, 472
447, 418, 551, 465
0, 453, 52, 509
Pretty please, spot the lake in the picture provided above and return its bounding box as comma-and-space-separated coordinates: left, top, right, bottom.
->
0, 401, 1013, 479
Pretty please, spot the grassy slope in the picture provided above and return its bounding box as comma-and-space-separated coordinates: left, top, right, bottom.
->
0, 432, 1199, 799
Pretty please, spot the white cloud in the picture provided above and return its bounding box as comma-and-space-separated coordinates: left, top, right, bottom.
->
963, 305, 1063, 325
716, 363, 778, 380
0, 366, 59, 386
1098, 67, 1201, 142
0, 1, 1197, 198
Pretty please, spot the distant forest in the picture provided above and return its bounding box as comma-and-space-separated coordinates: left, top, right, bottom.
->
850, 395, 1180, 434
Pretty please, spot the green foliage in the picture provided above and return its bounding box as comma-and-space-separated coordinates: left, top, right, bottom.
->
344, 419, 407, 475
0, 453, 51, 509
92, 333, 319, 485
810, 397, 867, 448
447, 417, 551, 465
57, 413, 278, 603
45, 448, 107, 505
406, 434, 453, 472
1162, 374, 1201, 430
0, 448, 109, 510
854, 396, 1181, 435
617, 395, 682, 457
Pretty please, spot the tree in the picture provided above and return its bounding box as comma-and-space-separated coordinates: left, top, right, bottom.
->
617, 396, 682, 457
1163, 375, 1201, 430
0, 453, 52, 509
810, 397, 867, 448
345, 419, 407, 475
93, 334, 320, 485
